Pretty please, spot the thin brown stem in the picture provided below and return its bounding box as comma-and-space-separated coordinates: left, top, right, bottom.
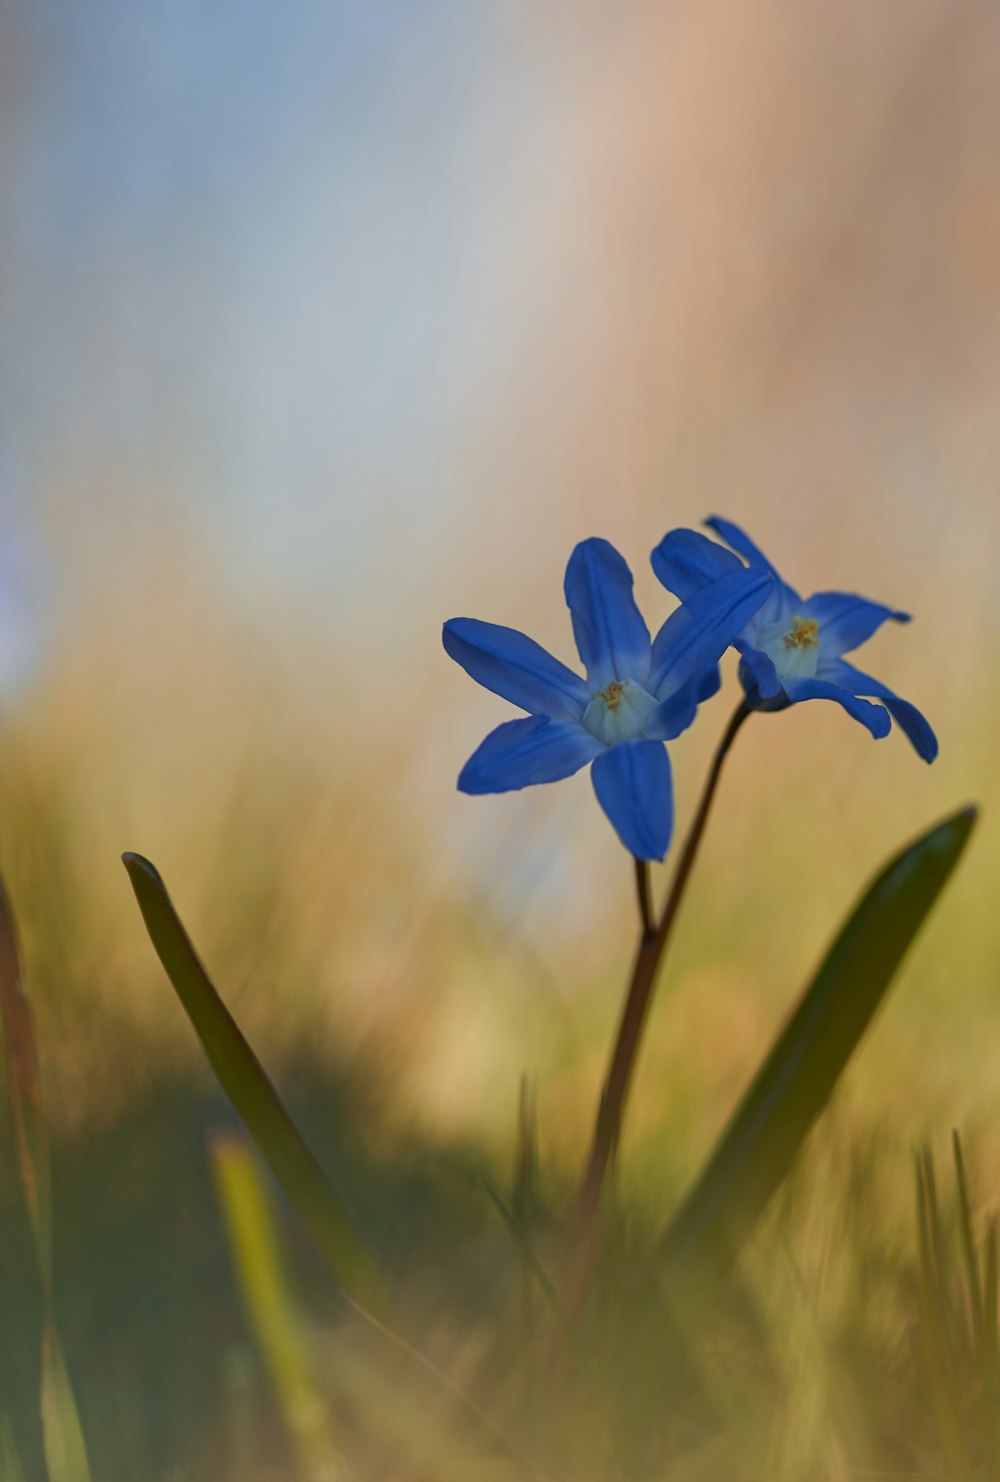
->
565, 700, 752, 1311
634, 858, 654, 940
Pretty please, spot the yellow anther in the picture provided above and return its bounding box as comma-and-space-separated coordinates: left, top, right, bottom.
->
784, 616, 820, 651
596, 680, 625, 710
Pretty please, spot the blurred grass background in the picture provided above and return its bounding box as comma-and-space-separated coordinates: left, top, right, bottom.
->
1, 1, 999, 1477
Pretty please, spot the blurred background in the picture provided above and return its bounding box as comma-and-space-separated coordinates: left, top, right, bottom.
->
1, 1, 999, 1477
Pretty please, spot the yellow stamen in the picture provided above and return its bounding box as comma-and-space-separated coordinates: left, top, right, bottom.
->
596, 680, 625, 710
784, 617, 820, 651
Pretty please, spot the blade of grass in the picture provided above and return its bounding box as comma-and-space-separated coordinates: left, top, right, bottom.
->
920, 1147, 949, 1313
337, 1286, 553, 1482
985, 1217, 999, 1359
482, 1175, 595, 1383
0, 1416, 28, 1482
512, 1076, 537, 1232
657, 806, 976, 1281
122, 852, 383, 1312
916, 1154, 973, 1482
952, 1130, 984, 1358
0, 879, 51, 1286
211, 1132, 339, 1481
513, 1077, 538, 1427
982, 1216, 1000, 1480
40, 1332, 92, 1482
0, 880, 92, 1482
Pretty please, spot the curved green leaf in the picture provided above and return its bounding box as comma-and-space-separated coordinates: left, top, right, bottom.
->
658, 805, 977, 1281
122, 852, 384, 1311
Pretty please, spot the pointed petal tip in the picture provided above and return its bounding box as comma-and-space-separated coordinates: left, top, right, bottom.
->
916, 726, 940, 764
591, 740, 673, 860
564, 535, 651, 688
442, 616, 590, 721
456, 714, 600, 794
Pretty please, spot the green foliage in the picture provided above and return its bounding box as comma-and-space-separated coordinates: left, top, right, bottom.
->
0, 1415, 28, 1482
122, 852, 384, 1313
39, 1335, 91, 1482
1, 781, 967, 1481
658, 806, 977, 1285
912, 1135, 1000, 1480
210, 1134, 339, 1481
0, 882, 92, 1482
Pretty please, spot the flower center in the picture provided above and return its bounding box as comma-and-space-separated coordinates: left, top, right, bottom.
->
783, 617, 820, 652
759, 614, 822, 681
582, 679, 659, 745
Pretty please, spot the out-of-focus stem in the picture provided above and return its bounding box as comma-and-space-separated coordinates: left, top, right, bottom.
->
566, 700, 752, 1312
634, 858, 654, 940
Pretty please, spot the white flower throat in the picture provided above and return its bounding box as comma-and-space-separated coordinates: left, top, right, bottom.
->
582, 678, 659, 745
759, 615, 822, 681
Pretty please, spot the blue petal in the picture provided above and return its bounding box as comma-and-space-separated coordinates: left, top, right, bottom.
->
703, 516, 801, 631
591, 740, 674, 861
735, 641, 782, 702
782, 677, 891, 740
696, 664, 723, 704
646, 666, 722, 742
648, 567, 773, 699
802, 590, 911, 656
651, 528, 743, 601
443, 618, 591, 722
822, 659, 938, 762
742, 583, 801, 639
704, 515, 781, 574
458, 715, 603, 794
563, 538, 651, 688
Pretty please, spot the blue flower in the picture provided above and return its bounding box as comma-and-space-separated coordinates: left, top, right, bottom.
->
443, 538, 773, 859
651, 516, 937, 762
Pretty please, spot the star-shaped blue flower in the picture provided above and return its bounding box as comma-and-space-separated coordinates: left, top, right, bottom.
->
651, 516, 937, 762
443, 538, 772, 860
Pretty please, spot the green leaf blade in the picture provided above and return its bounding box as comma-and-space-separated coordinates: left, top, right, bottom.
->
122, 852, 384, 1312
211, 1132, 339, 1480
41, 1328, 93, 1482
0, 880, 92, 1482
658, 805, 977, 1281
0, 879, 53, 1287
1, 1415, 29, 1482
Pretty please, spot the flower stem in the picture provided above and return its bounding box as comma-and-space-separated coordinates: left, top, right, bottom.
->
634, 858, 654, 940
565, 699, 752, 1311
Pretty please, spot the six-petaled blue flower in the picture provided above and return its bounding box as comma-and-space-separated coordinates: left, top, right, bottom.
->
443, 539, 772, 860
651, 516, 937, 762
